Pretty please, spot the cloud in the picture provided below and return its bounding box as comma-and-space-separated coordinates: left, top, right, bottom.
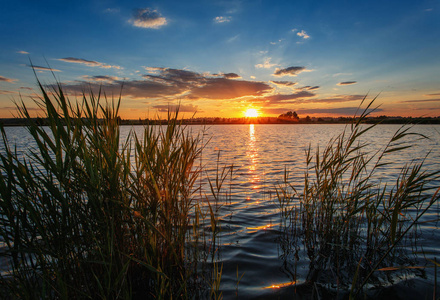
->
298, 85, 320, 91
144, 66, 166, 74
214, 16, 232, 23
333, 73, 353, 77
297, 107, 382, 116
0, 90, 17, 95
56, 68, 273, 101
104, 8, 120, 14
17, 50, 29, 54
58, 57, 121, 69
263, 94, 364, 106
270, 81, 297, 87
337, 81, 357, 86
255, 57, 277, 69
263, 91, 316, 103
153, 104, 199, 113
400, 99, 440, 103
0, 76, 18, 83
130, 8, 167, 29
310, 95, 365, 103
82, 75, 122, 82
270, 39, 283, 45
273, 66, 309, 77
297, 30, 310, 39
424, 93, 440, 97
28, 65, 61, 72
189, 78, 271, 99
227, 34, 240, 43
221, 73, 241, 79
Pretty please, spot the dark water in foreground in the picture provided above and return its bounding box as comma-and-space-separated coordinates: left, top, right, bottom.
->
2, 124, 440, 299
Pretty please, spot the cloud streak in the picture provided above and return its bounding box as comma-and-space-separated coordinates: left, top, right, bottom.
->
297, 107, 382, 115
58, 57, 121, 69
153, 104, 199, 113
273, 66, 309, 77
130, 8, 167, 29
400, 99, 440, 103
0, 76, 17, 83
263, 91, 316, 103
270, 80, 297, 87
28, 65, 61, 72
337, 81, 357, 85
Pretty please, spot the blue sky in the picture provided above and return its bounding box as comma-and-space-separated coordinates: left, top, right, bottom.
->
1, 0, 439, 118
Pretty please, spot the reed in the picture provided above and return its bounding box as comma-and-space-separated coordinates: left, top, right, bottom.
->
0, 78, 220, 299
276, 96, 440, 297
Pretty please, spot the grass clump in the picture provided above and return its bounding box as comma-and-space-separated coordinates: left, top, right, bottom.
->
276, 97, 440, 297
0, 79, 219, 299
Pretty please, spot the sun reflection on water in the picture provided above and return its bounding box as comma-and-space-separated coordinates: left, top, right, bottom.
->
263, 281, 297, 289
247, 124, 260, 185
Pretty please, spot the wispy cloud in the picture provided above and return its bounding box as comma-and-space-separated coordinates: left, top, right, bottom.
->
214, 16, 232, 23
104, 8, 120, 14
299, 85, 320, 91
28, 65, 61, 72
82, 75, 122, 82
255, 57, 277, 69
0, 90, 17, 95
273, 66, 309, 77
270, 39, 283, 45
297, 107, 382, 115
269, 80, 297, 87
130, 8, 167, 29
58, 57, 122, 69
424, 93, 440, 96
17, 50, 29, 54
337, 81, 357, 85
0, 76, 18, 83
400, 98, 440, 103
153, 104, 199, 113
226, 34, 240, 43
263, 91, 316, 103
311, 95, 365, 103
333, 73, 353, 77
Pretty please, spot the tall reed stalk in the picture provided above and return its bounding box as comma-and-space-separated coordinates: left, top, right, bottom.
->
0, 78, 219, 299
276, 96, 440, 297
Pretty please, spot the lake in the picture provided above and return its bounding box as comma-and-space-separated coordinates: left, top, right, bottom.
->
2, 123, 440, 299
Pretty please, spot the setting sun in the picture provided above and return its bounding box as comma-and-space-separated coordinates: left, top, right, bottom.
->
245, 108, 259, 118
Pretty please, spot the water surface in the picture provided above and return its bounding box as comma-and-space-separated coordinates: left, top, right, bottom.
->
2, 124, 440, 298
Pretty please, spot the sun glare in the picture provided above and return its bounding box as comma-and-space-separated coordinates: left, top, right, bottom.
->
245, 108, 259, 118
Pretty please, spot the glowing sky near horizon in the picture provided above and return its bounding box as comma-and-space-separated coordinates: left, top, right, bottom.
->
0, 0, 439, 119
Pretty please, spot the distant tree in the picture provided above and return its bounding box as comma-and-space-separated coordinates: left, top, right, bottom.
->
278, 111, 299, 121
305, 115, 311, 122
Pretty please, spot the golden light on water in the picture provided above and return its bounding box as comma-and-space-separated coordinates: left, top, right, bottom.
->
263, 281, 297, 289
245, 108, 259, 118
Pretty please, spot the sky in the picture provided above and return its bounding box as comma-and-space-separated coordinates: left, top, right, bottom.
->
0, 0, 439, 119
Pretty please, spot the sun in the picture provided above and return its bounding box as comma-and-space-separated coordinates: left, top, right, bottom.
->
244, 108, 259, 118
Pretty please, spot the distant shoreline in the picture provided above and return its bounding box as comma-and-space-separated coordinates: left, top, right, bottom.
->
1, 116, 440, 126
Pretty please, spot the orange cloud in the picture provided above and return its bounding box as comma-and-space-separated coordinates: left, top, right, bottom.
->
0, 76, 18, 83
